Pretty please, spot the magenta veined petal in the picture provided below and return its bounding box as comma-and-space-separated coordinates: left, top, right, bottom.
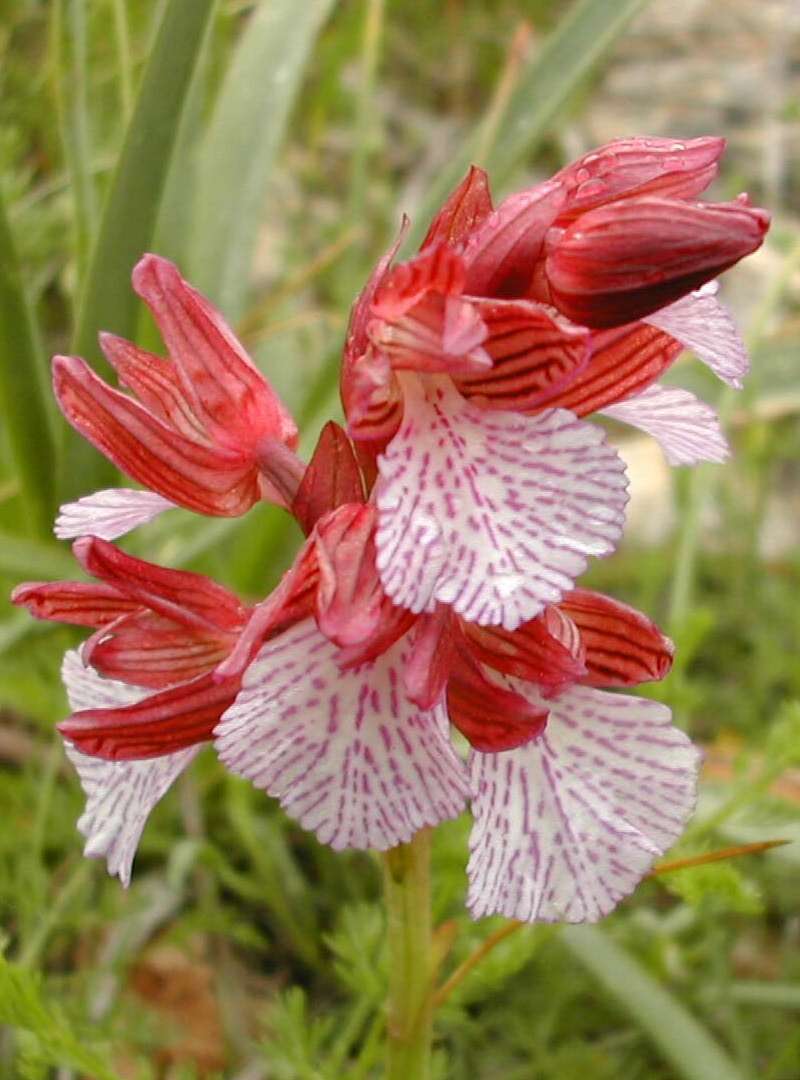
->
54, 489, 175, 540
214, 619, 470, 851
375, 375, 628, 630
644, 283, 750, 389
60, 650, 200, 885
602, 383, 729, 466
467, 681, 701, 923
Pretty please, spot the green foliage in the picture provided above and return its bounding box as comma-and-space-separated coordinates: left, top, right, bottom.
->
562, 926, 746, 1080
261, 986, 339, 1080
663, 863, 764, 916
0, 955, 120, 1079
0, 189, 57, 538
1, 0, 799, 1076
190, 0, 336, 319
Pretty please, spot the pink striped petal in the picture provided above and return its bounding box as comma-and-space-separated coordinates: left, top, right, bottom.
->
454, 300, 590, 412
559, 589, 674, 687
403, 606, 456, 709
99, 333, 208, 441
644, 283, 749, 389
292, 422, 365, 536
467, 682, 701, 923
61, 650, 199, 885
83, 611, 234, 689
314, 504, 385, 647
214, 619, 470, 851
375, 376, 628, 630
461, 181, 566, 297
11, 581, 138, 627
132, 255, 297, 451
539, 323, 682, 417
602, 383, 729, 466
462, 606, 586, 694
55, 489, 175, 540
546, 197, 769, 329
73, 536, 248, 635
53, 355, 261, 516
421, 166, 493, 250
553, 136, 725, 223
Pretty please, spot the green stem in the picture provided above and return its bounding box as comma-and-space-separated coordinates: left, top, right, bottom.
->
382, 829, 434, 1080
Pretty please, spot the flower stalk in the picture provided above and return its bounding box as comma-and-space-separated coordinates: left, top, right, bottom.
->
382, 828, 434, 1080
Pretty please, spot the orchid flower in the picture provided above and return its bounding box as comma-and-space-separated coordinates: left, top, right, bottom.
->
53, 255, 303, 540
14, 424, 698, 922
10, 138, 767, 931
341, 138, 768, 632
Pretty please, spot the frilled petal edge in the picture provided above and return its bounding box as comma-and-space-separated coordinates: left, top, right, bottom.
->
61, 650, 199, 885
467, 681, 701, 923
375, 375, 628, 629
214, 619, 470, 851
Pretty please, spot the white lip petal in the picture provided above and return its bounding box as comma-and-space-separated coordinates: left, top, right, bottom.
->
214, 619, 470, 851
467, 681, 701, 924
375, 376, 628, 630
60, 650, 198, 885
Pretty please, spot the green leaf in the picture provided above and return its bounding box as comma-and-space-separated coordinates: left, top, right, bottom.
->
0, 955, 121, 1080
190, 0, 336, 320
407, 0, 652, 248
51, 0, 97, 278
562, 925, 747, 1080
0, 190, 57, 538
63, 0, 217, 501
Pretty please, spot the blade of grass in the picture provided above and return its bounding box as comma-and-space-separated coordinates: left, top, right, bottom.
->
407, 0, 651, 248
667, 236, 800, 639
63, 0, 217, 501
111, 0, 134, 122
50, 0, 97, 279
189, 0, 335, 321
562, 925, 747, 1080
347, 0, 385, 226
0, 190, 58, 538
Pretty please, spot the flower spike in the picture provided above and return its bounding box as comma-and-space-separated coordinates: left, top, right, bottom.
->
10, 135, 769, 928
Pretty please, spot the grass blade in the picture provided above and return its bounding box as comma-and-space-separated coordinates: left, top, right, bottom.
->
0, 190, 57, 538
111, 0, 134, 122
189, 0, 335, 320
50, 0, 97, 279
407, 0, 651, 247
62, 0, 217, 501
562, 925, 747, 1080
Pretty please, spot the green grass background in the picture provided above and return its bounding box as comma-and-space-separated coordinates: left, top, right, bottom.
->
0, 0, 799, 1076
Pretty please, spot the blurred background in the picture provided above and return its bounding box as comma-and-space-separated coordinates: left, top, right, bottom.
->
0, 0, 799, 1076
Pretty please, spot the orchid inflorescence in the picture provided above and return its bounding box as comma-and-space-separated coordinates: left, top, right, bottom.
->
13, 137, 768, 923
